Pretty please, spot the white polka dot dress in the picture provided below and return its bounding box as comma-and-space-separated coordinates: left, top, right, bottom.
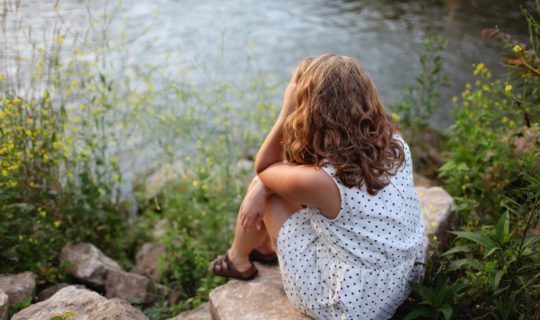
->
276, 136, 425, 320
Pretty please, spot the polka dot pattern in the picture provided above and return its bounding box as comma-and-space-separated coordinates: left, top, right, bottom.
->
276, 135, 425, 320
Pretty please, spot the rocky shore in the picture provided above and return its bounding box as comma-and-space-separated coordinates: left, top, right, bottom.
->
1, 175, 454, 320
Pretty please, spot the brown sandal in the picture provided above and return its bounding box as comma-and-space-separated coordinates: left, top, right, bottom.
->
211, 253, 258, 280
249, 249, 278, 265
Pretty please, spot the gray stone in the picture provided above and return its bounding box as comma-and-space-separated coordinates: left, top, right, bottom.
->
168, 303, 211, 320
0, 290, 8, 320
137, 161, 184, 201
37, 283, 85, 302
209, 263, 311, 320
12, 285, 148, 320
105, 270, 157, 305
60, 243, 122, 286
0, 271, 36, 305
416, 186, 456, 261
131, 242, 165, 281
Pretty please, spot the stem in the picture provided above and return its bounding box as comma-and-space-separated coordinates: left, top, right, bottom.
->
505, 196, 540, 301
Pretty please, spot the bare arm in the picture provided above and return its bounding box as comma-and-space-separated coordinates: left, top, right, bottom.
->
254, 74, 340, 218
258, 163, 341, 219
254, 80, 297, 174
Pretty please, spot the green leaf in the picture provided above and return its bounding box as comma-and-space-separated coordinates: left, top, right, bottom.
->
495, 212, 510, 244
451, 231, 497, 250
409, 281, 434, 304
523, 235, 540, 248
403, 308, 435, 320
484, 246, 500, 258
438, 304, 453, 320
441, 245, 471, 257
491, 269, 505, 291
448, 258, 482, 271
50, 317, 63, 320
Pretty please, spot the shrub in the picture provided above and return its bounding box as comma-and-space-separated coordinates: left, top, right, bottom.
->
405, 4, 540, 319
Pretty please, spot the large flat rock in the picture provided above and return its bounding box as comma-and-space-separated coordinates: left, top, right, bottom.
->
209, 263, 311, 320
168, 303, 211, 320
12, 285, 148, 320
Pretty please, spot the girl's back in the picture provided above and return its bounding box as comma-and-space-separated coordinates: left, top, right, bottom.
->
277, 134, 424, 320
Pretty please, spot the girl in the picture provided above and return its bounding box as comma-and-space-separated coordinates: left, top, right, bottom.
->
211, 54, 425, 319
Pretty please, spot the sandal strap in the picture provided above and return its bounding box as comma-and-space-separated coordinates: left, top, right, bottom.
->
211, 253, 258, 280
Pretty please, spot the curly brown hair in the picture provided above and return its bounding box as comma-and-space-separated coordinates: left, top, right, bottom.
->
283, 54, 405, 195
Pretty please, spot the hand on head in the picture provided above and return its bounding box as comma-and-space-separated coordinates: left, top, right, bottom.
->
280, 76, 298, 118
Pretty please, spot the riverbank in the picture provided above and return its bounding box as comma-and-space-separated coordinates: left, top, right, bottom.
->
1, 1, 539, 319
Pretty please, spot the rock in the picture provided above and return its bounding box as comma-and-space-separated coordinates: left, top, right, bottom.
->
510, 124, 540, 157
105, 270, 157, 305
12, 285, 148, 320
413, 172, 434, 187
90, 298, 148, 320
168, 303, 211, 320
0, 272, 36, 305
153, 219, 168, 240
136, 161, 184, 201
209, 263, 310, 320
131, 242, 165, 281
60, 243, 122, 287
416, 186, 455, 261
37, 283, 85, 302
0, 290, 8, 320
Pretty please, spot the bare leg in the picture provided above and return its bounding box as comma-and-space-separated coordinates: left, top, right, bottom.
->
226, 214, 269, 272
263, 194, 302, 244
226, 193, 301, 273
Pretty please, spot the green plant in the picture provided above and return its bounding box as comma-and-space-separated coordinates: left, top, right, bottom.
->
8, 296, 32, 318
393, 35, 448, 129
50, 311, 75, 320
390, 35, 448, 178
405, 272, 470, 320
0, 0, 151, 280
404, 4, 540, 319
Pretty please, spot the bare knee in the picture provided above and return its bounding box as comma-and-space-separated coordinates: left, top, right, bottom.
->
263, 194, 301, 244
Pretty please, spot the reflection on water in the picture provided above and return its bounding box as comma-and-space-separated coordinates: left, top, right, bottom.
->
2, 0, 532, 127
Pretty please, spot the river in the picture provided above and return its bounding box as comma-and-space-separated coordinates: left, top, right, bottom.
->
0, 0, 534, 200
2, 0, 533, 127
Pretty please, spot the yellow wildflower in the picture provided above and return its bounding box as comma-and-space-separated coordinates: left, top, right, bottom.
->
54, 220, 62, 228
391, 112, 400, 121
512, 44, 523, 54
505, 84, 512, 93
473, 63, 485, 75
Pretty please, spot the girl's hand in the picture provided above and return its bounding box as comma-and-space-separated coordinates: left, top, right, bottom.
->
239, 176, 271, 231
280, 79, 298, 119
